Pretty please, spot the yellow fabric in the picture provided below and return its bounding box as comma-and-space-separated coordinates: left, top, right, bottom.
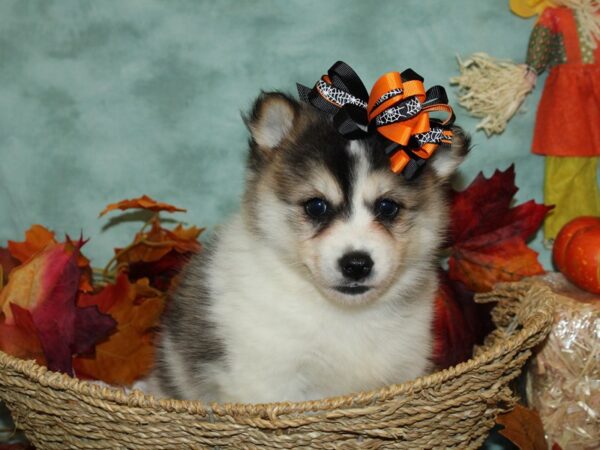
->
544, 156, 600, 238
510, 0, 556, 17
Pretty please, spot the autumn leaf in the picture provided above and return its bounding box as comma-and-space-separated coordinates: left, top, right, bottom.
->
447, 165, 552, 292
104, 217, 202, 291
496, 404, 547, 450
74, 273, 166, 384
100, 195, 186, 216
0, 242, 115, 374
115, 220, 202, 265
7, 225, 93, 292
126, 249, 191, 291
448, 167, 517, 245
0, 304, 45, 366
432, 272, 493, 369
7, 224, 55, 263
449, 237, 545, 292
0, 247, 19, 288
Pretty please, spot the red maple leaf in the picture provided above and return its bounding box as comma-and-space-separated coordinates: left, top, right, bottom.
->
447, 165, 552, 292
432, 271, 493, 369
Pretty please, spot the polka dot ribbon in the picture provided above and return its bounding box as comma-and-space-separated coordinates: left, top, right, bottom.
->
297, 61, 455, 179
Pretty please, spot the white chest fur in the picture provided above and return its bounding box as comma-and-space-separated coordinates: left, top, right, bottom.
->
206, 216, 434, 403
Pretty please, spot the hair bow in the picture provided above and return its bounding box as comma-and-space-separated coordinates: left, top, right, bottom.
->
297, 61, 455, 179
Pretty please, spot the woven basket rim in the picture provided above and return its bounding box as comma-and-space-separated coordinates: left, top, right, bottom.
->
0, 282, 555, 418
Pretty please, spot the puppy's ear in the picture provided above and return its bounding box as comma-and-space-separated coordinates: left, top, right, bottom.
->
245, 92, 298, 150
428, 126, 470, 179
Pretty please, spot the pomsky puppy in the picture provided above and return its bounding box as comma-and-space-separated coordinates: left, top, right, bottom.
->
148, 91, 469, 403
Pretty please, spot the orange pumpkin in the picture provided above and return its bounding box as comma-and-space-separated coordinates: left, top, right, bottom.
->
552, 216, 600, 294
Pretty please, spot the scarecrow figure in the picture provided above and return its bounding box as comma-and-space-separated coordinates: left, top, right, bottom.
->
452, 0, 600, 241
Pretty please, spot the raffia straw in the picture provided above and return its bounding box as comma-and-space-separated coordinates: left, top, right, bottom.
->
526, 274, 600, 450
450, 53, 534, 136
556, 0, 600, 48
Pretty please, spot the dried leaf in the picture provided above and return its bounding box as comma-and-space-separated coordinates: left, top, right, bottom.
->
74, 274, 166, 384
449, 237, 545, 292
449, 166, 518, 245
432, 272, 493, 369
447, 166, 551, 292
0, 243, 115, 374
0, 247, 19, 288
0, 304, 45, 365
496, 404, 547, 450
100, 195, 186, 216
115, 220, 202, 265
126, 249, 191, 291
6, 225, 93, 292
0, 243, 68, 321
7, 224, 55, 263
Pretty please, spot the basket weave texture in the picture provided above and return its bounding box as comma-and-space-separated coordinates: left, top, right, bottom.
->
0, 281, 554, 449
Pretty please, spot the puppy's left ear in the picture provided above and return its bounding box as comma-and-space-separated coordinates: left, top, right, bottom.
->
428, 126, 470, 179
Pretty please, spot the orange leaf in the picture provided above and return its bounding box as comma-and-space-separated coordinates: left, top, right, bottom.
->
170, 224, 204, 245
496, 404, 547, 450
0, 247, 19, 288
6, 226, 92, 292
100, 195, 186, 216
74, 274, 166, 384
8, 224, 56, 263
0, 244, 58, 321
127, 249, 193, 291
449, 237, 545, 292
0, 304, 45, 366
115, 219, 202, 265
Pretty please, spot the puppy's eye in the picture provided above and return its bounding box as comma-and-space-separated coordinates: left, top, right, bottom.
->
375, 198, 400, 219
304, 198, 329, 218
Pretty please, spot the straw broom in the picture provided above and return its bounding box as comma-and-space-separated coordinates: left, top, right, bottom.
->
450, 53, 534, 136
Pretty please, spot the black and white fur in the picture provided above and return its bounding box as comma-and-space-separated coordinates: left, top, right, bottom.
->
148, 92, 469, 403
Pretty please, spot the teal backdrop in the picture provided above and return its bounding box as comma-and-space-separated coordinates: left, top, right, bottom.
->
0, 0, 551, 269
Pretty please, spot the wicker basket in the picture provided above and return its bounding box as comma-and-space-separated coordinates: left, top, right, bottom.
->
0, 281, 554, 449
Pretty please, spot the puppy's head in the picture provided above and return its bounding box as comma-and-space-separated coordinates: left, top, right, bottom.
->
243, 92, 469, 305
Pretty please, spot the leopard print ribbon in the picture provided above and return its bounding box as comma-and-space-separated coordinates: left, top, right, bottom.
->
297, 61, 455, 179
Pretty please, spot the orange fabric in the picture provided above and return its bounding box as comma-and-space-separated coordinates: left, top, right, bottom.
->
377, 112, 430, 146
367, 74, 425, 119
532, 7, 600, 157
413, 142, 438, 159
559, 7, 582, 63
389, 150, 410, 174
367, 72, 402, 114
422, 104, 454, 125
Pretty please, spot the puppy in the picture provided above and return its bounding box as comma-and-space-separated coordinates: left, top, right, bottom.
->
148, 92, 469, 403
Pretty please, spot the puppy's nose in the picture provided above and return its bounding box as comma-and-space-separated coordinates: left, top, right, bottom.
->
339, 252, 374, 281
